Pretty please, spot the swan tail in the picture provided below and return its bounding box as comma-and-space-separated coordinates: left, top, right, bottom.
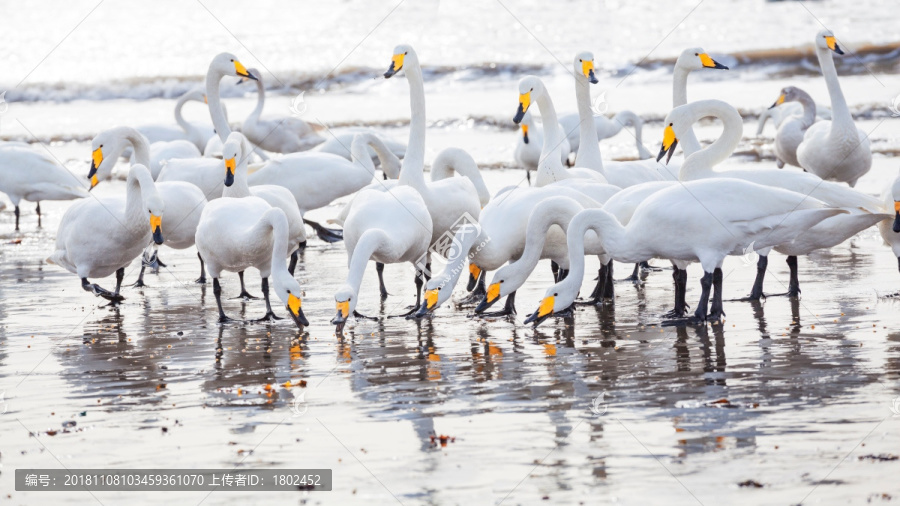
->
749, 208, 848, 250
304, 218, 343, 242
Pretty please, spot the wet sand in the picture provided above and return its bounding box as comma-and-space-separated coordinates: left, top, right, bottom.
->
1, 131, 899, 505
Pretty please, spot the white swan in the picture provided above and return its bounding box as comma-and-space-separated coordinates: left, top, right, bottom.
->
195, 198, 308, 327
414, 183, 619, 317
756, 101, 831, 137
383, 44, 484, 263
138, 139, 201, 180
512, 75, 608, 186
153, 54, 257, 201
770, 86, 817, 169
89, 126, 208, 286
558, 109, 650, 160
477, 195, 608, 314
315, 128, 406, 163
136, 89, 211, 147
796, 30, 872, 187
332, 136, 433, 333
524, 180, 843, 327
221, 131, 307, 272
240, 68, 324, 153
514, 110, 571, 184
878, 169, 900, 295
47, 164, 165, 303
0, 145, 88, 230
662, 99, 889, 300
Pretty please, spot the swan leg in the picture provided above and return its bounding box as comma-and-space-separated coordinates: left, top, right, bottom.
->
303, 218, 343, 243
14, 205, 20, 231
732, 255, 769, 301
456, 271, 486, 306
231, 271, 259, 300
35, 202, 41, 228
82, 275, 126, 304
131, 264, 148, 288
213, 278, 234, 323
640, 261, 663, 273
195, 253, 207, 284
525, 167, 531, 185
257, 277, 282, 321
395, 268, 425, 318
617, 263, 643, 284
662, 267, 690, 318
786, 256, 801, 297
602, 261, 615, 299
663, 270, 711, 326
556, 268, 569, 282
577, 266, 606, 305
476, 290, 517, 318
288, 250, 299, 277
376, 262, 389, 299
550, 261, 559, 281
708, 268, 726, 322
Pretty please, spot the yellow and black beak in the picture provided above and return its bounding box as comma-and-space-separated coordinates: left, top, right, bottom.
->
224, 157, 236, 186
466, 263, 482, 291
150, 214, 163, 245
286, 293, 309, 329
699, 53, 729, 70
893, 201, 900, 233
582, 60, 599, 84
331, 300, 350, 333
523, 295, 555, 327
414, 289, 440, 318
474, 282, 501, 313
385, 53, 404, 78
88, 148, 103, 190
513, 91, 531, 124
521, 124, 529, 144
234, 60, 257, 80
769, 93, 786, 109
825, 36, 844, 55
656, 124, 678, 164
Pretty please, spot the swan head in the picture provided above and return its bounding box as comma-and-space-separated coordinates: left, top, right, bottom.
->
221, 132, 246, 186
273, 271, 308, 330
676, 47, 728, 71
237, 67, 262, 86
476, 264, 524, 314
816, 29, 844, 55
130, 164, 165, 245
331, 285, 357, 334
182, 88, 207, 104
574, 51, 599, 84
770, 86, 803, 109
523, 284, 572, 328
519, 111, 533, 143
385, 44, 417, 78
657, 102, 701, 163
89, 129, 129, 188
514, 76, 545, 124
210, 52, 257, 81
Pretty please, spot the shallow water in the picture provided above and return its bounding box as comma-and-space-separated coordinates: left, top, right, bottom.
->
1, 139, 900, 504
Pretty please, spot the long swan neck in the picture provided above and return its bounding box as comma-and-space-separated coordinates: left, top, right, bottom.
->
816, 47, 852, 130
121, 127, 151, 168
346, 230, 387, 296
795, 90, 817, 129
516, 199, 583, 279
431, 148, 490, 206
572, 209, 626, 261
679, 102, 743, 180
673, 66, 702, 155
399, 61, 427, 187
264, 209, 290, 274
206, 67, 232, 141
365, 135, 401, 179
249, 79, 265, 122
174, 93, 196, 138
555, 211, 593, 300
534, 91, 572, 185
574, 75, 604, 170
350, 135, 378, 176
126, 166, 156, 226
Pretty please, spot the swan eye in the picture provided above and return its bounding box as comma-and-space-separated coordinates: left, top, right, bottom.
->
579, 59, 582, 62
230, 59, 234, 62
669, 123, 673, 126
404, 51, 408, 55
500, 280, 504, 283
553, 293, 558, 296
694, 53, 699, 56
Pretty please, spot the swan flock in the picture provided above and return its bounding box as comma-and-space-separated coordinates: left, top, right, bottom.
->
3, 29, 896, 334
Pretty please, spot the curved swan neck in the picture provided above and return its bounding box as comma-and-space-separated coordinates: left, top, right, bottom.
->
117, 127, 151, 168
816, 46, 852, 131
574, 74, 604, 170
399, 59, 427, 188
794, 89, 817, 129
431, 148, 490, 206
508, 198, 582, 288
262, 208, 290, 273
174, 93, 199, 139
572, 209, 626, 263
534, 91, 573, 186
206, 67, 232, 141
678, 101, 743, 180
350, 135, 378, 176
673, 66, 702, 155
248, 78, 265, 123
365, 135, 402, 179
125, 165, 157, 226
346, 230, 388, 296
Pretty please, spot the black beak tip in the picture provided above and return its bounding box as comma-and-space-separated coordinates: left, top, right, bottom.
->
474, 298, 491, 314
292, 311, 309, 329
715, 62, 729, 70
893, 214, 900, 233
513, 103, 526, 124
656, 145, 667, 163
466, 273, 477, 292
152, 229, 164, 245
834, 45, 845, 55
666, 141, 677, 164
768, 101, 779, 110
224, 173, 234, 187
523, 133, 529, 144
